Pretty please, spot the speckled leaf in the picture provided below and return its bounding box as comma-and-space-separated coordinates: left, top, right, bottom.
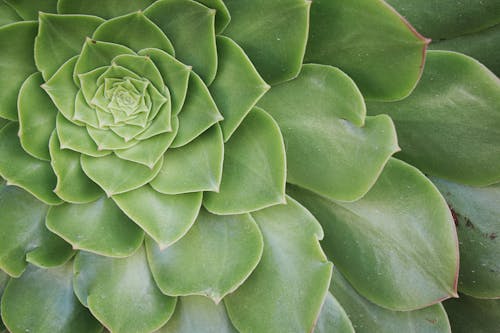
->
58, 0, 156, 19
306, 0, 428, 101
0, 21, 37, 120
432, 178, 500, 298
289, 158, 459, 311
313, 292, 354, 333
368, 51, 500, 186
444, 294, 500, 333
147, 209, 263, 302
258, 64, 399, 202
4, 0, 57, 20
46, 197, 144, 257
203, 108, 285, 215
1, 263, 102, 333
73, 247, 176, 333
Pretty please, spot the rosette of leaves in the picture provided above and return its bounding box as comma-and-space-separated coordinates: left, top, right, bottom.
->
0, 0, 498, 332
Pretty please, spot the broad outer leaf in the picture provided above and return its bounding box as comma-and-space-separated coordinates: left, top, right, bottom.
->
147, 209, 263, 303
195, 0, 230, 34
3, 0, 57, 20
0, 2, 21, 27
225, 196, 333, 333
156, 296, 237, 333
331, 268, 452, 333
313, 292, 354, 333
57, 0, 156, 19
203, 107, 286, 214
46, 197, 144, 257
0, 185, 72, 277
113, 185, 202, 249
305, 0, 428, 101
432, 178, 500, 298
444, 294, 500, 333
289, 158, 459, 311
223, 0, 310, 85
258, 64, 399, 202
368, 51, 500, 186
1, 263, 102, 333
0, 21, 37, 120
73, 248, 176, 333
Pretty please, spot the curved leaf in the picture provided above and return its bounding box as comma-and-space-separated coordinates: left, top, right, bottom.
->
368, 51, 500, 186
73, 247, 176, 333
4, 0, 57, 20
46, 197, 144, 257
314, 292, 354, 333
58, 0, 156, 19
147, 209, 263, 303
444, 294, 500, 333
1, 263, 102, 333
203, 107, 285, 215
225, 196, 332, 333
289, 158, 459, 311
112, 54, 166, 92
0, 2, 21, 27
305, 0, 429, 101
195, 0, 229, 34
258, 64, 399, 202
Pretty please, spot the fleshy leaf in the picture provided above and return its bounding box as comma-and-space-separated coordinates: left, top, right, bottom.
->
81, 153, 163, 196
223, 0, 310, 85
18, 72, 57, 160
210, 36, 269, 141
0, 21, 37, 120
151, 124, 223, 194
74, 90, 100, 127
368, 51, 500, 186
156, 296, 237, 333
203, 108, 285, 214
432, 178, 500, 298
0, 123, 61, 205
35, 13, 105, 80
314, 292, 354, 333
113, 185, 202, 249
46, 196, 144, 257
145, 0, 217, 84
3, 0, 57, 20
172, 72, 223, 148
73, 247, 176, 333
0, 185, 71, 277
331, 268, 452, 333
49, 132, 102, 204
77, 66, 108, 106
195, 0, 230, 33
112, 54, 165, 92
86, 126, 138, 151
444, 294, 500, 333
93, 11, 174, 55
305, 0, 429, 101
147, 209, 263, 303
1, 263, 102, 333
58, 0, 156, 19
289, 158, 459, 311
0, 2, 21, 27
258, 64, 399, 202
225, 196, 332, 333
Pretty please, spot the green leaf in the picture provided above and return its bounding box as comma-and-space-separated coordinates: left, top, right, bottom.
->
112, 54, 166, 92
134, 103, 173, 140
210, 36, 269, 141
195, 0, 230, 34
258, 64, 399, 202
0, 21, 37, 120
46, 197, 144, 257
151, 124, 223, 194
305, 0, 429, 101
1, 263, 102, 333
204, 108, 285, 214
0, 2, 21, 27
225, 196, 332, 333
313, 292, 354, 333
145, 0, 217, 84
113, 185, 202, 249
0, 185, 71, 277
74, 91, 99, 127
156, 295, 237, 333
73, 247, 176, 333
58, 0, 156, 19
147, 209, 263, 303
49, 132, 102, 204
77, 66, 108, 106
289, 158, 459, 311
81, 153, 163, 196
223, 0, 310, 85
0, 123, 61, 205
4, 0, 57, 20
432, 178, 500, 298
444, 294, 500, 333
368, 51, 500, 186
331, 268, 452, 333
18, 72, 57, 161
93, 11, 174, 55
35, 13, 105, 80
138, 48, 190, 115
86, 126, 138, 151
172, 72, 223, 148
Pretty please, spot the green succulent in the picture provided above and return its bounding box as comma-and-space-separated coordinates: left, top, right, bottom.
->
0, 0, 498, 332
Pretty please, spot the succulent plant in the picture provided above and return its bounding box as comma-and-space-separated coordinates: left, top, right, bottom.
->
0, 0, 498, 332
